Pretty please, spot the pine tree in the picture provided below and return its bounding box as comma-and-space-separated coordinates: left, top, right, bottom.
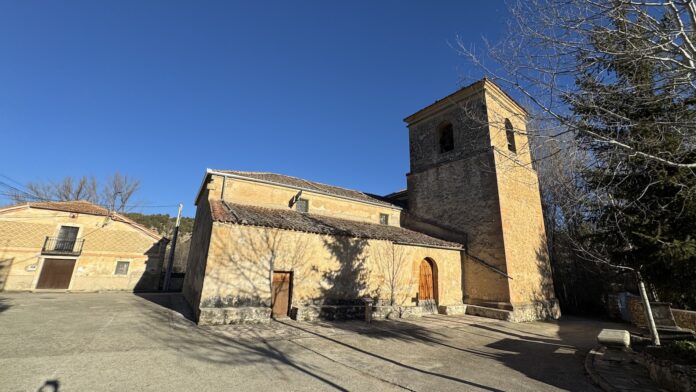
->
568, 6, 696, 308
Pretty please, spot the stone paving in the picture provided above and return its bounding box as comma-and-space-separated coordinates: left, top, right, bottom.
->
0, 292, 648, 391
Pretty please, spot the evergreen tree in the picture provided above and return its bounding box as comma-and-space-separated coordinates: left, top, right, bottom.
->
568, 6, 696, 308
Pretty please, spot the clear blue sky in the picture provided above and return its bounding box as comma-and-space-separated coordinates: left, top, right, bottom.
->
0, 1, 507, 217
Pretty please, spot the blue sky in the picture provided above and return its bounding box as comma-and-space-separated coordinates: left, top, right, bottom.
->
0, 1, 508, 217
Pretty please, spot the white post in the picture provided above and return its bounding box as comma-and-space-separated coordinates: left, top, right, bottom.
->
638, 274, 660, 346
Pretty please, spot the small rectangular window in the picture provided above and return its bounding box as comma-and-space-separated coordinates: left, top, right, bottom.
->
439, 123, 454, 153
505, 119, 517, 153
379, 213, 389, 225
295, 198, 309, 213
114, 261, 130, 275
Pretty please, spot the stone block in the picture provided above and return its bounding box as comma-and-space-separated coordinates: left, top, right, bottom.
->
465, 305, 512, 321
597, 329, 630, 348
400, 306, 423, 319
438, 304, 467, 315
223, 307, 271, 324
198, 307, 226, 326
198, 306, 271, 325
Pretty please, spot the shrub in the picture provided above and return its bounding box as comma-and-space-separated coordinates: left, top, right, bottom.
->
666, 340, 696, 366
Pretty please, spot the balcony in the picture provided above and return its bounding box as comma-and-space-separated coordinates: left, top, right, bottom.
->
41, 237, 84, 256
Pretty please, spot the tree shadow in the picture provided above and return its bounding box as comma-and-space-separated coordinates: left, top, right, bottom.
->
315, 236, 370, 319
137, 292, 504, 391
37, 379, 60, 392
274, 318, 505, 392
132, 295, 355, 391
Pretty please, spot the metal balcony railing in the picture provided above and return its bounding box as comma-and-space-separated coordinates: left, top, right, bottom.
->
41, 237, 84, 256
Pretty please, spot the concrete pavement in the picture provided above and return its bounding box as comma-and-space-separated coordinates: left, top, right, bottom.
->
0, 293, 628, 391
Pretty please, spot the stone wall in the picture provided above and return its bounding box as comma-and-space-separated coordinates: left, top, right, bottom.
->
406, 104, 511, 307
190, 220, 464, 324
403, 80, 558, 319
182, 188, 214, 320
207, 173, 402, 227
484, 86, 558, 313
0, 206, 165, 292
672, 309, 696, 332
626, 294, 696, 331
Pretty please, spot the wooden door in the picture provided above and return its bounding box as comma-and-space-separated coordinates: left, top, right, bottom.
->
419, 259, 434, 300
36, 259, 76, 289
418, 259, 437, 313
271, 272, 292, 318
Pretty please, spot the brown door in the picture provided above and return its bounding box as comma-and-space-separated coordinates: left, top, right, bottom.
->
419, 259, 434, 300
36, 259, 76, 289
271, 272, 292, 318
418, 259, 437, 313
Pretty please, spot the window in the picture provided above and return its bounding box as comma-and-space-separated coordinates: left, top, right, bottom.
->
379, 213, 389, 225
56, 226, 79, 251
438, 123, 454, 153
505, 119, 517, 153
295, 198, 309, 213
114, 261, 130, 275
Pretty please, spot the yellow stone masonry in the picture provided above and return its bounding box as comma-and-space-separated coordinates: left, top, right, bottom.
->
0, 205, 166, 292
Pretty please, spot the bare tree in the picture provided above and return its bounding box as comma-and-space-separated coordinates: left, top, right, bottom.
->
10, 173, 139, 212
458, 0, 696, 168
101, 173, 140, 212
457, 0, 696, 344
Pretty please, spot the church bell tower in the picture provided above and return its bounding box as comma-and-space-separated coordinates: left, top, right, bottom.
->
402, 79, 560, 321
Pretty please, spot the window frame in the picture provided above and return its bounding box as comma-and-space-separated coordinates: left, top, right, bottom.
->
295, 198, 309, 213
379, 213, 389, 225
114, 261, 130, 276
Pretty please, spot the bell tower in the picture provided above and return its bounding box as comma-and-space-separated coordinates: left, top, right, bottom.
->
402, 79, 559, 321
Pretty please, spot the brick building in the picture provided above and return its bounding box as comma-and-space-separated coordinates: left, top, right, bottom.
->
184, 79, 560, 325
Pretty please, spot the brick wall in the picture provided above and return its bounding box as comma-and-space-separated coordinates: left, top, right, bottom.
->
626, 294, 696, 331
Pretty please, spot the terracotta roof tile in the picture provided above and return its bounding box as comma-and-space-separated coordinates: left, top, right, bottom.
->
210, 200, 462, 249
25, 200, 112, 216
214, 170, 399, 208
0, 200, 164, 240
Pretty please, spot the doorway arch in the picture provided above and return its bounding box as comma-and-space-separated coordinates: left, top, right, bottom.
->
418, 258, 438, 313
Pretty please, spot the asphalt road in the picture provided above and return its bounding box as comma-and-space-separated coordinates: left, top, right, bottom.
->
0, 292, 625, 391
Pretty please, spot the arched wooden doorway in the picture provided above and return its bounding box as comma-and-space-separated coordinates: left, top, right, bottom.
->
418, 258, 438, 313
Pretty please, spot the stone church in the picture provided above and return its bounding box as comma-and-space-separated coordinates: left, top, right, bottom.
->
183, 79, 560, 325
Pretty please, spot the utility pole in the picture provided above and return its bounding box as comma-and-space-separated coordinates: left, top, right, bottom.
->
163, 203, 183, 292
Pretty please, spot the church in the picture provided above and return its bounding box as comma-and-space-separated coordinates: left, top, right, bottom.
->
182, 79, 560, 325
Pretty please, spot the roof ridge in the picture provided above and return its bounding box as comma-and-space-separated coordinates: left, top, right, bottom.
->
220, 169, 374, 195
211, 169, 399, 208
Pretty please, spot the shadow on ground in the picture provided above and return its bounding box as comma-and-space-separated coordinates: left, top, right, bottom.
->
0, 298, 10, 313
135, 293, 631, 391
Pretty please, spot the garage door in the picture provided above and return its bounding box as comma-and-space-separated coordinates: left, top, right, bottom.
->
36, 259, 76, 289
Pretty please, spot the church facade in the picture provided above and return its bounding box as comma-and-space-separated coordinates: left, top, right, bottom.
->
183, 79, 560, 325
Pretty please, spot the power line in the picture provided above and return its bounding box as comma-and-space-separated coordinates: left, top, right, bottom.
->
0, 191, 180, 209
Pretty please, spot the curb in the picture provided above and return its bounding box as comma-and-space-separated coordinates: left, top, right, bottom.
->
585, 345, 619, 392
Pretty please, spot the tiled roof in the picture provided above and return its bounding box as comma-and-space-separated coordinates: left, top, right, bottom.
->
213, 170, 399, 208
210, 200, 462, 249
22, 200, 112, 216
0, 200, 164, 240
